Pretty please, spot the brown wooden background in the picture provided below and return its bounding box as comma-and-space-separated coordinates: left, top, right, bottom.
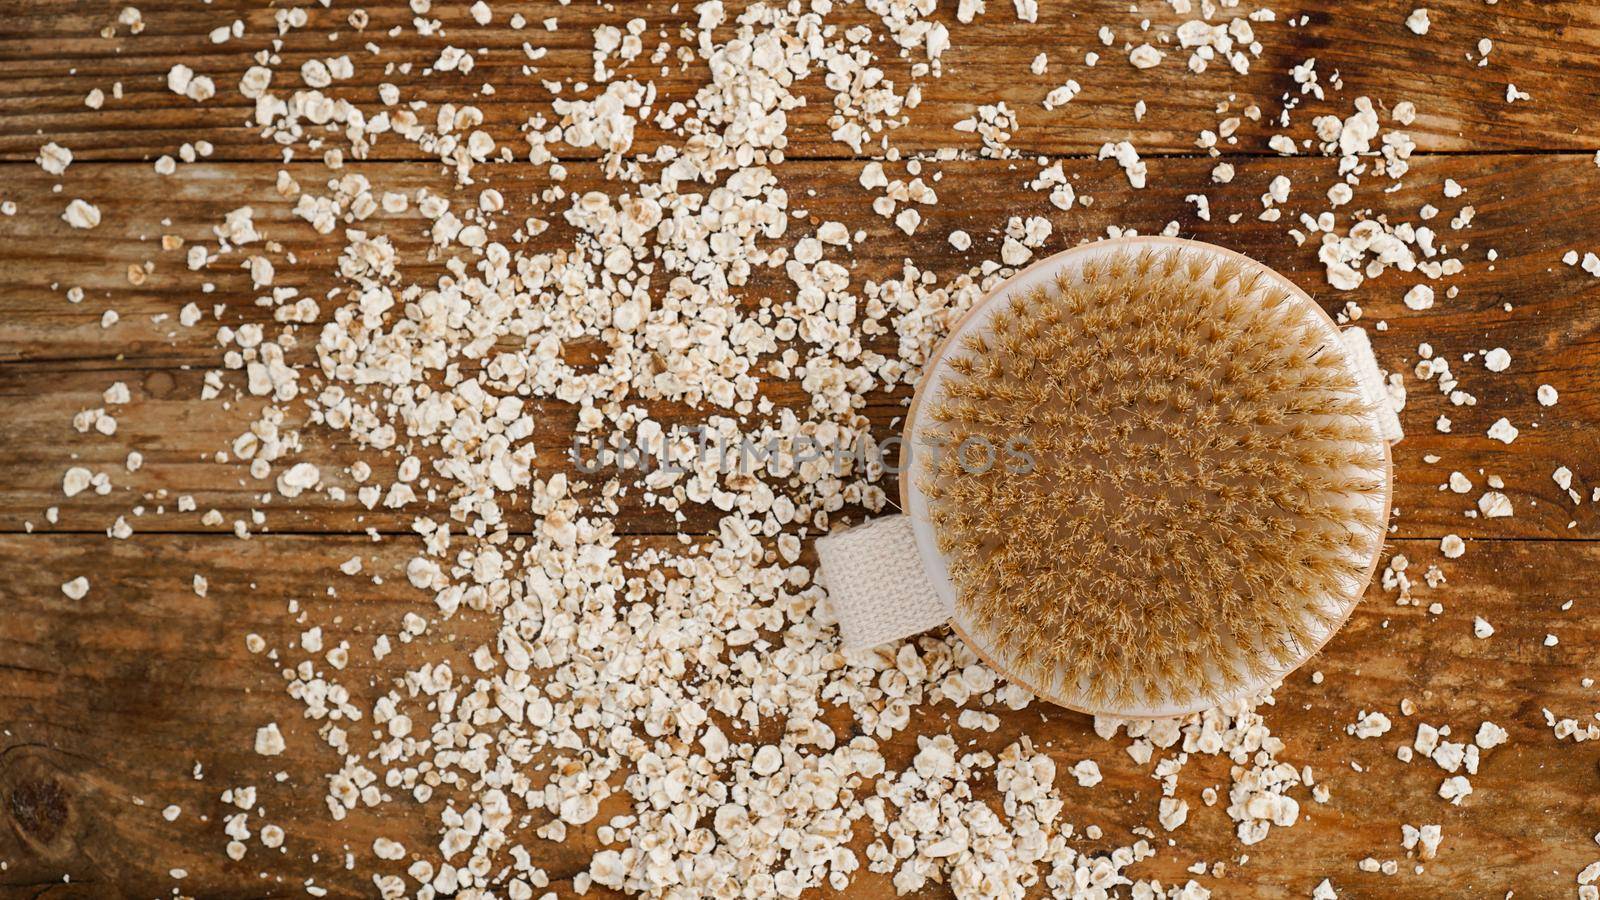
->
3, 1, 1600, 897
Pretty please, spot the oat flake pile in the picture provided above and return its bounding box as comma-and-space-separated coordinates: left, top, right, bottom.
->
17, 0, 1600, 898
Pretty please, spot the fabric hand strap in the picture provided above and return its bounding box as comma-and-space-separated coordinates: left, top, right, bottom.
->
1341, 325, 1404, 444
815, 514, 949, 652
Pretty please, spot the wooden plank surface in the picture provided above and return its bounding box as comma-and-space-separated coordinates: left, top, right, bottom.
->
2, 0, 1599, 163
4, 0, 1600, 897
4, 352, 1598, 542
8, 154, 1600, 369
4, 155, 1599, 540
2, 534, 1598, 897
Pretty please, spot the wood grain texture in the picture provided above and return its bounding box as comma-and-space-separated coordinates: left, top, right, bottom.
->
9, 154, 1600, 369
1, 0, 1598, 164
5, 0, 1600, 897
3, 155, 1599, 540
1, 534, 1597, 898
3, 354, 1597, 543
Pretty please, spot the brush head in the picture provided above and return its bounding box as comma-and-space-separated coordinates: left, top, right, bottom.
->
917, 242, 1389, 715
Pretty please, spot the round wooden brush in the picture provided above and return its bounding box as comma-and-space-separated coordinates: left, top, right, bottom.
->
915, 241, 1391, 716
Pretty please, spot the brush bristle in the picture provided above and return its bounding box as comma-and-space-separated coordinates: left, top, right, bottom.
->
922, 247, 1388, 711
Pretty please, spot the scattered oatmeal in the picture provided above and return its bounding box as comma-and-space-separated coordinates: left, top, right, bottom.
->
1098, 140, 1148, 188
1438, 775, 1472, 805
15, 2, 1597, 895
253, 723, 285, 757
1478, 491, 1514, 518
1402, 823, 1444, 860
1565, 250, 1600, 278
1349, 710, 1393, 739
1486, 418, 1519, 444
1439, 534, 1465, 559
62, 199, 101, 230
1069, 759, 1103, 788
1403, 285, 1435, 310
1475, 721, 1509, 750
36, 142, 73, 175
1129, 44, 1164, 69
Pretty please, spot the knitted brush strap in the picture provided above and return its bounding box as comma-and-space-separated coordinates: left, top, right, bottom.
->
1340, 326, 1404, 444
816, 514, 949, 652
816, 326, 1402, 652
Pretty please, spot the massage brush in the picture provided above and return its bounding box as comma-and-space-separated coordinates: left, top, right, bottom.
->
818, 237, 1399, 718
